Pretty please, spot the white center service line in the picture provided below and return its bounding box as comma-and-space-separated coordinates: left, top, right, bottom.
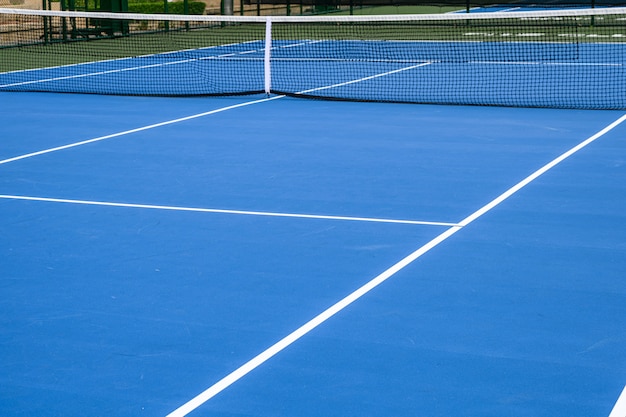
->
0, 194, 458, 227
166, 113, 626, 417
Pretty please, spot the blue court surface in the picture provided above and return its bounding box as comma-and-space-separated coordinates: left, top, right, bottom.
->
1, 92, 625, 417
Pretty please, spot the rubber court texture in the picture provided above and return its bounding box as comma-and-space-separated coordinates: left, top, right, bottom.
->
0, 92, 625, 417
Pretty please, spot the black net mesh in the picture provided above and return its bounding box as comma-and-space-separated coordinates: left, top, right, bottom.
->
1, 8, 625, 108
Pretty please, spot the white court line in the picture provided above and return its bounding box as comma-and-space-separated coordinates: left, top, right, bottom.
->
0, 47, 266, 89
0, 40, 262, 77
0, 194, 458, 227
0, 61, 429, 166
609, 385, 626, 417
469, 61, 622, 67
296, 62, 432, 95
0, 40, 318, 89
1, 59, 208, 89
0, 95, 284, 166
167, 225, 463, 417
4, 57, 618, 91
166, 113, 626, 417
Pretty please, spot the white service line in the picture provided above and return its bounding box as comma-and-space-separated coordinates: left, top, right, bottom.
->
166, 113, 626, 417
0, 194, 458, 227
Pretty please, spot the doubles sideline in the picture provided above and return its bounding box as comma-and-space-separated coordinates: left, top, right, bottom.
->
166, 113, 626, 416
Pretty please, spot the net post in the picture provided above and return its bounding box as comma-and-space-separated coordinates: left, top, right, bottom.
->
264, 17, 272, 95
222, 0, 233, 15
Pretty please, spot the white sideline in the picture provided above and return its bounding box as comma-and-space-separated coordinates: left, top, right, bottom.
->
609, 385, 626, 417
0, 95, 284, 166
166, 113, 626, 417
1, 60, 431, 166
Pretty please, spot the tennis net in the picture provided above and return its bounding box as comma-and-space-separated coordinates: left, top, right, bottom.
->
1, 7, 625, 108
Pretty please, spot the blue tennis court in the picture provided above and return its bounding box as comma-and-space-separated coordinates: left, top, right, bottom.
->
1, 6, 626, 417
1, 90, 625, 417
